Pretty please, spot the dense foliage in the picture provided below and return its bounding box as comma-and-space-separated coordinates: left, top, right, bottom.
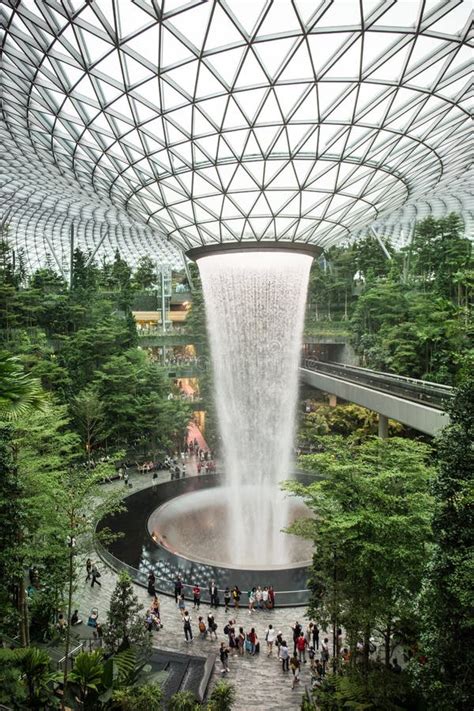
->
307, 214, 472, 384
0, 240, 191, 455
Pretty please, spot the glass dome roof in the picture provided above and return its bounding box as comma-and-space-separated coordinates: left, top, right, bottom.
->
1, 0, 472, 266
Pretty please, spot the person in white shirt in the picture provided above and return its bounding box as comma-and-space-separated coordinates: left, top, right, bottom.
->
265, 623, 276, 656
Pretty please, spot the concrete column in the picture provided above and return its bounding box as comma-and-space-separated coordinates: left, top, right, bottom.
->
378, 414, 389, 439
328, 394, 337, 407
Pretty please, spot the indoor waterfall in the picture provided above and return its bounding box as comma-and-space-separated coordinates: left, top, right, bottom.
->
198, 250, 313, 566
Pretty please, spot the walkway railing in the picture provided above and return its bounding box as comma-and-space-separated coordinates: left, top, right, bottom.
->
96, 540, 310, 607
57, 642, 84, 671
301, 359, 453, 410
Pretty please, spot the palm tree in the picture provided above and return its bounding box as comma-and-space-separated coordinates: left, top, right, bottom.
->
68, 650, 104, 708
207, 680, 237, 711
0, 351, 44, 420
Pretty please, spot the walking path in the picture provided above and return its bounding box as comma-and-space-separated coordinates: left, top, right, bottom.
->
76, 459, 321, 709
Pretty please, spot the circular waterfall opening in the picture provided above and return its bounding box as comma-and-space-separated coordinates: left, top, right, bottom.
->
147, 485, 313, 570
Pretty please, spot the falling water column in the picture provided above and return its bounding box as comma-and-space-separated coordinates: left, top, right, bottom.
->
197, 249, 313, 567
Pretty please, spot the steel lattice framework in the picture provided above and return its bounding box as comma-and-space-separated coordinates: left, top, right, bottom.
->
0, 0, 472, 270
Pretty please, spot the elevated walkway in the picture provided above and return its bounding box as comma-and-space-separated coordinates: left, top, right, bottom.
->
300, 359, 452, 436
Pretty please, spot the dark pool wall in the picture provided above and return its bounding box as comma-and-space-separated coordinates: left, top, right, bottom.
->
96, 473, 316, 606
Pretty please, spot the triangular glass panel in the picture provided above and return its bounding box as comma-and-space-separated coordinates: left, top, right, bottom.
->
254, 37, 296, 79
161, 26, 194, 65
226, 0, 267, 36
195, 62, 226, 99
235, 50, 268, 88
204, 4, 243, 50
278, 41, 314, 82
166, 2, 212, 51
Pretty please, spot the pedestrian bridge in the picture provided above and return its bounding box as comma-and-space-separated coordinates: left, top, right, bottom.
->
300, 359, 453, 436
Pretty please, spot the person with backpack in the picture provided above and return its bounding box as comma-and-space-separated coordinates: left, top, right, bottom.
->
290, 654, 301, 689
224, 587, 231, 612
219, 642, 230, 674
232, 585, 241, 609
246, 627, 257, 655
198, 616, 207, 639
183, 611, 193, 642
207, 613, 217, 640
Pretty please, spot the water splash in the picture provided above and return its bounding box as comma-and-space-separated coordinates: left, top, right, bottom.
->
198, 250, 312, 566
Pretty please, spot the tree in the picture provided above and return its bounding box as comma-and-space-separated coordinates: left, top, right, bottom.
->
0, 647, 58, 710
133, 256, 157, 290
168, 690, 200, 711
0, 351, 44, 420
206, 680, 236, 710
415, 377, 474, 710
111, 682, 163, 711
285, 437, 433, 677
68, 649, 104, 709
71, 386, 105, 459
103, 571, 151, 655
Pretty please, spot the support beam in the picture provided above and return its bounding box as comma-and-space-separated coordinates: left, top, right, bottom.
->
378, 413, 389, 439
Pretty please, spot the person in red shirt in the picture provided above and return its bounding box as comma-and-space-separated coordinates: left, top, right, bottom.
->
192, 584, 201, 609
296, 633, 307, 663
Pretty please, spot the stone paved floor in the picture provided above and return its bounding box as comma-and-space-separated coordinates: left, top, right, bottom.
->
74, 463, 325, 710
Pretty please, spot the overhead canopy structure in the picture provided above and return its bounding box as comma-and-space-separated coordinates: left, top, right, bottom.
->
0, 0, 472, 270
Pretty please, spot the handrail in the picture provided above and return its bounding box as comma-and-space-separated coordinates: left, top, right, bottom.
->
57, 642, 84, 671
302, 359, 453, 410
302, 359, 453, 392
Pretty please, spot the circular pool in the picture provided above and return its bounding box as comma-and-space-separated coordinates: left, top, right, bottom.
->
96, 474, 316, 606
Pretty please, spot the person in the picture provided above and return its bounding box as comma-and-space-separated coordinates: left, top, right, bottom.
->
265, 623, 276, 656
178, 594, 186, 617
268, 585, 275, 609
209, 579, 218, 608
224, 587, 231, 612
248, 587, 256, 614
232, 585, 241, 609
312, 622, 320, 650
321, 637, 330, 672
151, 595, 160, 617
297, 632, 307, 663
183, 611, 193, 642
85, 558, 92, 582
198, 616, 207, 639
174, 576, 183, 604
152, 471, 158, 489
290, 654, 301, 689
255, 586, 263, 609
219, 642, 230, 674
262, 586, 269, 608
147, 571, 156, 596
57, 613, 67, 635
276, 630, 283, 653
124, 471, 129, 487
71, 609, 82, 626
279, 640, 289, 671
309, 645, 316, 670
90, 564, 101, 588
292, 621, 302, 655
247, 627, 257, 655
237, 626, 245, 656
314, 658, 325, 679
192, 583, 201, 609
207, 613, 217, 640
392, 658, 402, 674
